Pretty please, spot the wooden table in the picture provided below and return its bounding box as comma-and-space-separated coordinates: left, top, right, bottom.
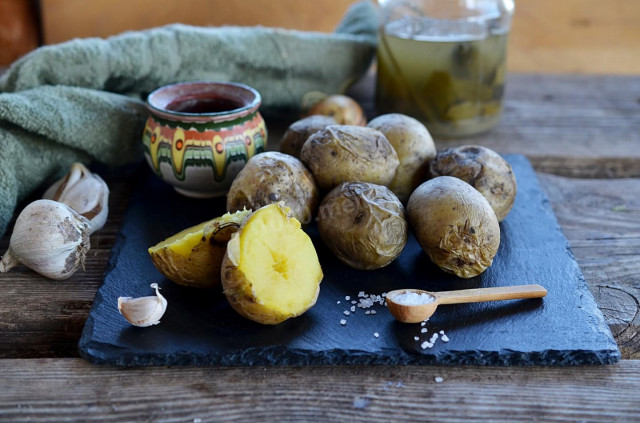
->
1, 74, 639, 421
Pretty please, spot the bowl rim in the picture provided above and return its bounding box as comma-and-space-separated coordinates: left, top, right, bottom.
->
146, 81, 262, 123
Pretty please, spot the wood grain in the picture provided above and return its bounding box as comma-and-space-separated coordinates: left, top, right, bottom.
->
0, 358, 639, 422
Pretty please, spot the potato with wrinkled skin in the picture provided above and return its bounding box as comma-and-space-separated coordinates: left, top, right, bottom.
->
317, 182, 408, 270
407, 176, 500, 279
367, 113, 436, 202
308, 94, 366, 126
279, 115, 337, 159
429, 145, 516, 221
300, 125, 399, 192
226, 151, 319, 225
221, 203, 323, 325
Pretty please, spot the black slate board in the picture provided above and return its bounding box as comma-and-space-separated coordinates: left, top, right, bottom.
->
79, 155, 620, 366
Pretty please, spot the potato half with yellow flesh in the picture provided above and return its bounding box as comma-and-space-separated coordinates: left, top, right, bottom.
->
221, 203, 323, 325
148, 209, 251, 288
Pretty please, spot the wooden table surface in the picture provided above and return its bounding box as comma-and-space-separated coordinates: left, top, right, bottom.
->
0, 73, 639, 422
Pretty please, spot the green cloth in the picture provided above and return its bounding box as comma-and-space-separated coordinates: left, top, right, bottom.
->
0, 1, 378, 236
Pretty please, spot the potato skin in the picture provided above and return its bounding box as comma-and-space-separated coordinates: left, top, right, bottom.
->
317, 182, 408, 270
367, 113, 436, 202
226, 151, 319, 224
300, 125, 399, 192
308, 94, 366, 126
407, 176, 500, 278
279, 115, 336, 159
429, 145, 516, 221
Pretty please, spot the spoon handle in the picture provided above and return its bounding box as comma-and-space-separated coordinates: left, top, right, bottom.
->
435, 284, 547, 305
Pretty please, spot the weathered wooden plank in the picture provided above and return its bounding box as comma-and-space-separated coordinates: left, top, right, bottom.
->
0, 358, 638, 422
539, 174, 640, 359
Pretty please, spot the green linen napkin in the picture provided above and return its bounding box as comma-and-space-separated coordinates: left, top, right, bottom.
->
0, 1, 378, 236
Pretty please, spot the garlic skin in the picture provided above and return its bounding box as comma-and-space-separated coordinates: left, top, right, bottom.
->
43, 162, 109, 234
118, 283, 168, 327
0, 199, 90, 280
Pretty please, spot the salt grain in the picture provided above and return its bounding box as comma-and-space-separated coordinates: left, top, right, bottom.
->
391, 291, 435, 306
441, 334, 449, 342
414, 336, 419, 341
434, 376, 443, 383
374, 332, 380, 338
421, 328, 427, 333
421, 322, 426, 327
345, 296, 350, 301
421, 341, 429, 349
337, 301, 341, 304
439, 330, 444, 335
350, 306, 356, 312
343, 311, 350, 316
340, 319, 347, 326
370, 310, 376, 315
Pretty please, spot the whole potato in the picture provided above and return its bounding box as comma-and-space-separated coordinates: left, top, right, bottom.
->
226, 151, 319, 224
279, 115, 337, 159
407, 176, 500, 279
317, 182, 408, 270
308, 94, 366, 126
300, 125, 399, 191
429, 145, 516, 221
367, 113, 436, 202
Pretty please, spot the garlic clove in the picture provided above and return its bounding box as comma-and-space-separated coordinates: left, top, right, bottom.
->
0, 199, 90, 280
118, 283, 168, 327
43, 162, 109, 234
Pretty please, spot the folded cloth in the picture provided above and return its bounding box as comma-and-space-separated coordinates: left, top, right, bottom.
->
0, 1, 378, 236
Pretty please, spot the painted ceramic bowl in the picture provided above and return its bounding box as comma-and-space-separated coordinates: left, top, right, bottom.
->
142, 81, 267, 198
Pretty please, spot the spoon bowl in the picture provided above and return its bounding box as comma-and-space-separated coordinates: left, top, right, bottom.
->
386, 284, 548, 323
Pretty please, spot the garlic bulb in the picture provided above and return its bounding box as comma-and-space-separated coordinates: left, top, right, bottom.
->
43, 162, 109, 234
0, 199, 90, 280
118, 283, 168, 327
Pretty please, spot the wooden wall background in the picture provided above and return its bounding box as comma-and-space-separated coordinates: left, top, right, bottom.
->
1, 0, 639, 74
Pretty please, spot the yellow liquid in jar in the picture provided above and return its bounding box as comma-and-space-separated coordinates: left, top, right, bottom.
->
376, 29, 508, 137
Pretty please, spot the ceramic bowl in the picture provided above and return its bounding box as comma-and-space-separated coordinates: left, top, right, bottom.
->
142, 81, 267, 198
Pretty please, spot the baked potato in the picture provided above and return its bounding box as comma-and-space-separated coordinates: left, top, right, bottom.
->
300, 125, 399, 191
317, 182, 408, 270
279, 115, 337, 159
407, 176, 500, 278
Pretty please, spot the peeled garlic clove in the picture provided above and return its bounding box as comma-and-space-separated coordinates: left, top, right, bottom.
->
118, 283, 168, 327
0, 199, 90, 280
43, 162, 109, 234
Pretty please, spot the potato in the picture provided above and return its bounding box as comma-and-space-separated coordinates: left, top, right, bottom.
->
226, 151, 319, 225
367, 113, 436, 202
317, 182, 408, 270
148, 209, 251, 288
279, 115, 337, 159
407, 176, 500, 279
429, 145, 516, 221
308, 94, 366, 126
300, 125, 399, 191
221, 203, 323, 325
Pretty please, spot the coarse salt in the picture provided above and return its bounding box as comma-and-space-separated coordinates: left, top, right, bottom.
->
345, 296, 350, 301
421, 328, 428, 333
414, 336, 419, 341
441, 334, 450, 342
374, 332, 379, 338
340, 319, 347, 326
343, 310, 350, 316
434, 376, 443, 383
391, 291, 435, 305
350, 306, 356, 312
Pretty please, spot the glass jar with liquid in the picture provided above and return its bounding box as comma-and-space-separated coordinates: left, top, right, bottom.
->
376, 0, 514, 137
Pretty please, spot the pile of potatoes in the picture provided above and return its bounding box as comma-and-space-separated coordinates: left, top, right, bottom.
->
226, 94, 517, 279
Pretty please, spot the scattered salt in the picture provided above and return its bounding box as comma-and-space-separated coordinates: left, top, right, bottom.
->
345, 296, 350, 301
439, 330, 444, 335
358, 291, 365, 297
414, 336, 419, 341
421, 328, 428, 333
434, 376, 443, 383
374, 332, 379, 338
350, 306, 356, 312
421, 322, 426, 327
370, 310, 376, 315
365, 310, 371, 315
441, 334, 449, 342
351, 300, 357, 304
340, 319, 347, 326
337, 301, 341, 304
391, 291, 435, 306
343, 311, 350, 316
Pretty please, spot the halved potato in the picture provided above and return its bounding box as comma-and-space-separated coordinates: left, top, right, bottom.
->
148, 209, 251, 288
221, 203, 323, 325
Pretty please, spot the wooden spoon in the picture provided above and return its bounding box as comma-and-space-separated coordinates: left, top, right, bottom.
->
386, 284, 548, 323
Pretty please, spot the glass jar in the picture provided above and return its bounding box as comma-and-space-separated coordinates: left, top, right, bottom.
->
376, 0, 514, 137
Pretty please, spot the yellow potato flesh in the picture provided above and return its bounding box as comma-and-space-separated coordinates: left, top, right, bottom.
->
149, 221, 209, 257
222, 203, 323, 324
